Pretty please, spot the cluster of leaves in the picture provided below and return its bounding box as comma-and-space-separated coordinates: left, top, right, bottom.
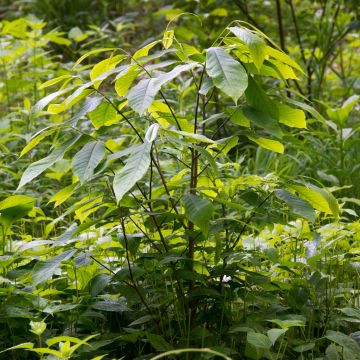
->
0, 2, 359, 360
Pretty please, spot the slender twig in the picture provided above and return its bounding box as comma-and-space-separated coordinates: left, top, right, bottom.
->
275, 0, 286, 51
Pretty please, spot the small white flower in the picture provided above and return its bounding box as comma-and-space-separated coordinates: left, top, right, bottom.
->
222, 275, 232, 283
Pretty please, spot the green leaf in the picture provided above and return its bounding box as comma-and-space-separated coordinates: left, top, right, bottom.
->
39, 75, 73, 90
32, 249, 77, 286
230, 108, 250, 127
133, 40, 160, 60
0, 195, 35, 227
113, 124, 159, 202
325, 331, 360, 359
267, 319, 305, 328
48, 183, 77, 207
183, 193, 213, 235
89, 101, 119, 129
162, 29, 174, 49
90, 55, 124, 88
32, 89, 69, 113
113, 142, 151, 202
245, 77, 278, 119
228, 26, 266, 70
92, 300, 129, 312
89, 273, 111, 297
310, 185, 340, 220
247, 332, 272, 350
18, 135, 81, 189
68, 27, 87, 42
267, 328, 288, 346
277, 103, 306, 128
127, 78, 159, 115
266, 46, 303, 72
247, 136, 284, 154
72, 141, 105, 184
30, 320, 46, 336
290, 184, 339, 219
244, 106, 283, 138
115, 65, 140, 97
73, 48, 116, 68
327, 95, 359, 126
275, 189, 316, 221
206, 47, 248, 104
147, 333, 173, 352
69, 96, 103, 124
286, 98, 326, 125
0, 343, 34, 354
20, 128, 57, 158
326, 344, 340, 360
127, 63, 196, 115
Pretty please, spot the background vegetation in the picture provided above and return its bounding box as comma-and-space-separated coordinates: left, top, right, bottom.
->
0, 1, 359, 359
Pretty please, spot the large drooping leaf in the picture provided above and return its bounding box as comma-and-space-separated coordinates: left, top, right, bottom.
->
206, 47, 248, 104
72, 141, 105, 184
32, 249, 77, 286
127, 78, 159, 115
275, 189, 316, 222
0, 195, 35, 228
309, 185, 340, 220
290, 184, 339, 219
183, 193, 213, 235
325, 331, 360, 360
127, 63, 196, 114
228, 26, 266, 70
113, 124, 159, 202
18, 135, 81, 189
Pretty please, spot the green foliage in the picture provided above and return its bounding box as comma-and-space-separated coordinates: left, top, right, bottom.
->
0, 1, 359, 360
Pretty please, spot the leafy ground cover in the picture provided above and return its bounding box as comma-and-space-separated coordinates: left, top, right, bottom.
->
0, 1, 359, 359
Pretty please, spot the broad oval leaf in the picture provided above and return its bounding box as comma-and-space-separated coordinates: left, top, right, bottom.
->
89, 101, 119, 129
32, 249, 77, 286
206, 47, 248, 104
228, 26, 266, 70
127, 78, 160, 115
275, 189, 315, 221
183, 193, 213, 235
0, 195, 35, 227
113, 142, 152, 202
290, 184, 339, 219
72, 141, 105, 184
